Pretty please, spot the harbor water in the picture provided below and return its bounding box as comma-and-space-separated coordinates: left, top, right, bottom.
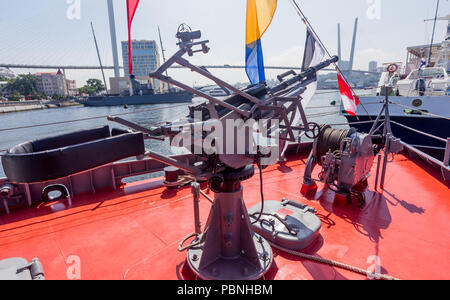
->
0, 92, 346, 178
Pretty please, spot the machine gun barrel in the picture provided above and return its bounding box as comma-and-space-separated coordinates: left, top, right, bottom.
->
270, 56, 339, 94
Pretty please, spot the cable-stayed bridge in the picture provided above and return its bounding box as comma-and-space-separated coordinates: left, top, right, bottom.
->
0, 63, 378, 75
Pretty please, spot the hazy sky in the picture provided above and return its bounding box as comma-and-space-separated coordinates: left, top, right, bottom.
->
0, 0, 448, 87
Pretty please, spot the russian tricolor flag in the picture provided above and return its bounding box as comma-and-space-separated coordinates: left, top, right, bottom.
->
245, 0, 277, 84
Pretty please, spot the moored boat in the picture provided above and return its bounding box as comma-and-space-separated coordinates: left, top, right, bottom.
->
341, 15, 450, 157
77, 90, 194, 107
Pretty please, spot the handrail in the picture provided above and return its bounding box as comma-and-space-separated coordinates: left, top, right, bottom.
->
390, 120, 447, 143
0, 103, 190, 132
401, 141, 450, 173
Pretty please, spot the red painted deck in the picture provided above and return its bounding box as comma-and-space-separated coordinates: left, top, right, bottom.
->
0, 153, 449, 280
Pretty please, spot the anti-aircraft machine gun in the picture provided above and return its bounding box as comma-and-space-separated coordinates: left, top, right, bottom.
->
108, 24, 399, 280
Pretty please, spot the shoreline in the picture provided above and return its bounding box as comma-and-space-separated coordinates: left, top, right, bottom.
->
0, 101, 81, 114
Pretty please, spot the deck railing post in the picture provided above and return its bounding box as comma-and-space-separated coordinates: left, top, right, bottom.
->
444, 138, 450, 167
191, 182, 202, 235
2, 198, 10, 215
378, 86, 393, 190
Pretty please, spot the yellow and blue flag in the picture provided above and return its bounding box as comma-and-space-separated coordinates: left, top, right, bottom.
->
245, 0, 277, 84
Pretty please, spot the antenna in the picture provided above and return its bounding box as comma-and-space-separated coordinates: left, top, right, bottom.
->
90, 21, 108, 93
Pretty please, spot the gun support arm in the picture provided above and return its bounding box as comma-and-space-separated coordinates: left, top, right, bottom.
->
145, 150, 204, 177
270, 56, 339, 94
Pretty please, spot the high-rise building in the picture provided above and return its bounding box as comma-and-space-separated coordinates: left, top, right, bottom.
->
121, 40, 161, 77
369, 61, 378, 73
340, 61, 350, 71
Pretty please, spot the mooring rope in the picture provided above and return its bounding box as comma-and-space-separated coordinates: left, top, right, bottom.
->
268, 241, 400, 280
177, 187, 400, 280
389, 101, 450, 121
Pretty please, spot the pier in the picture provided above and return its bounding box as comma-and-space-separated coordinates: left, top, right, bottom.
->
0, 100, 80, 114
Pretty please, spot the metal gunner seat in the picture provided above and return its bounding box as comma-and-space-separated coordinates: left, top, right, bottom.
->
1, 126, 145, 183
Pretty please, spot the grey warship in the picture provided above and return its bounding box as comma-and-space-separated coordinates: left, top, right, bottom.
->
77, 76, 193, 107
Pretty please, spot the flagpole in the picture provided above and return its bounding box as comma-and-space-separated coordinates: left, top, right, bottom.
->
289, 0, 372, 120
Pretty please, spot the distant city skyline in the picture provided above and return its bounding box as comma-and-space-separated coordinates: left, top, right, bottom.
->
369, 61, 378, 73
0, 0, 448, 87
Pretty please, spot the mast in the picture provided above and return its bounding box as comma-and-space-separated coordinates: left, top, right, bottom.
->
157, 26, 170, 90
158, 26, 167, 67
90, 21, 108, 94
428, 0, 440, 66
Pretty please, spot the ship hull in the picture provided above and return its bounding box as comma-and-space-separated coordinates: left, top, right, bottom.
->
342, 96, 450, 157
345, 115, 448, 158
77, 92, 193, 107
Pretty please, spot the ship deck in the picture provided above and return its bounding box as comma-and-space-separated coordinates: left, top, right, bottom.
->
0, 152, 449, 280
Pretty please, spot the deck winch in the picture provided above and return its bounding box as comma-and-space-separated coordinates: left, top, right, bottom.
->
302, 126, 382, 206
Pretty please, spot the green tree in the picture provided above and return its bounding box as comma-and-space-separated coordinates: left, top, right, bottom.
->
0, 75, 8, 82
5, 74, 38, 95
86, 78, 105, 93
78, 85, 97, 95
78, 78, 105, 96
7, 92, 22, 102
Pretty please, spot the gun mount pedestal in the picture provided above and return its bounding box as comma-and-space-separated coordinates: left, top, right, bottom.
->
186, 165, 273, 280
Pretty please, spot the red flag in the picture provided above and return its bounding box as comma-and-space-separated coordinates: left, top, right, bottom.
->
127, 0, 140, 76
337, 73, 359, 116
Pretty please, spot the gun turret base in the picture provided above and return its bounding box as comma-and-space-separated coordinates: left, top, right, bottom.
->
185, 167, 273, 280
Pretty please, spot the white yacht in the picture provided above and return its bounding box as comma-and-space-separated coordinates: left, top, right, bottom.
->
397, 67, 449, 96
342, 16, 450, 157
